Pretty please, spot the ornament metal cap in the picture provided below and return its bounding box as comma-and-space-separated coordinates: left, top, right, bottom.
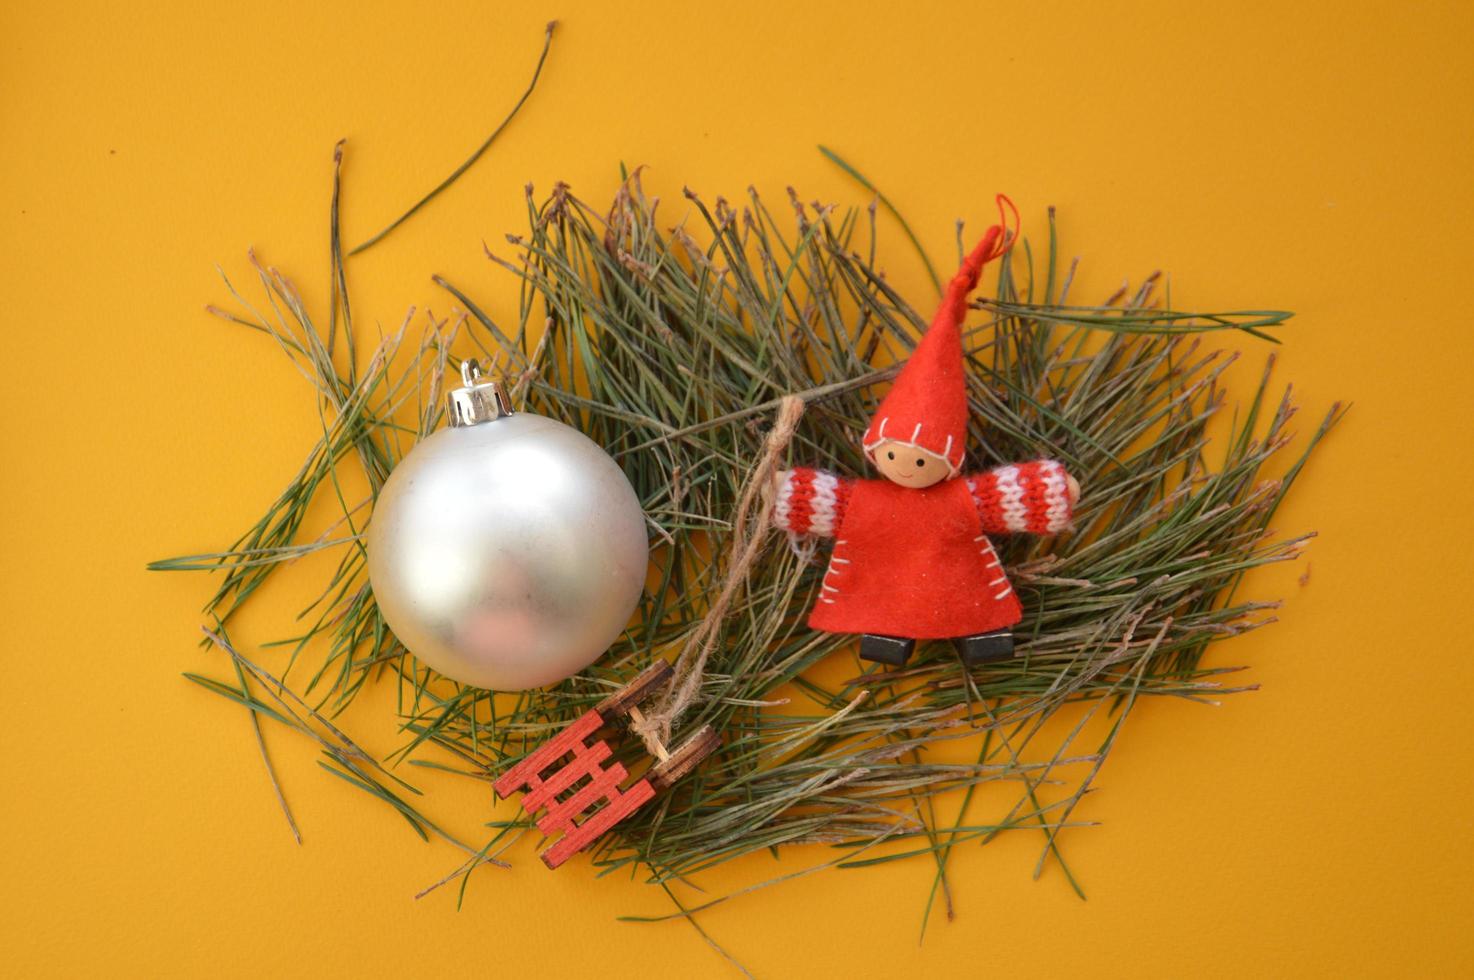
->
447, 359, 515, 427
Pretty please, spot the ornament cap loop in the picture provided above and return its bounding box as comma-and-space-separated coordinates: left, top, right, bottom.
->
448, 359, 515, 427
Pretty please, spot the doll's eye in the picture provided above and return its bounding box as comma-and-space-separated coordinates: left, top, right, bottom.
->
914, 458, 925, 468
886, 451, 895, 460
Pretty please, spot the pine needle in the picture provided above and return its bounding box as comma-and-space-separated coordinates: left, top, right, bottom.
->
819, 146, 943, 296
347, 21, 559, 256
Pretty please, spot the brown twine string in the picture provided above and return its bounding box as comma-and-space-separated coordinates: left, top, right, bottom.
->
630, 395, 806, 757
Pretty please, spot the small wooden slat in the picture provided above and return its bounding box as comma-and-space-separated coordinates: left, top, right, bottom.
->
535, 761, 629, 836
647, 725, 721, 792
492, 709, 604, 799
540, 777, 656, 869
593, 660, 673, 719
519, 738, 612, 813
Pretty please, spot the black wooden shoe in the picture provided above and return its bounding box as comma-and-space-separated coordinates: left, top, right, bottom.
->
859, 634, 916, 666
953, 629, 1014, 666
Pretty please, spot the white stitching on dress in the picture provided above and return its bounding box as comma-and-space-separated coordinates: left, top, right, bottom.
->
822, 537, 850, 605
980, 535, 1012, 599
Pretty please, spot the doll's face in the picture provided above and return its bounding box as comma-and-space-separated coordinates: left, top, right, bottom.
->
872, 441, 951, 488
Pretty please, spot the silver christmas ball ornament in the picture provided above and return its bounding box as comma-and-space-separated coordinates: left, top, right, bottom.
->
366, 361, 649, 690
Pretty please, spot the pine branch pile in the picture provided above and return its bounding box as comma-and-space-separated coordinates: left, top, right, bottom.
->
154, 163, 1338, 924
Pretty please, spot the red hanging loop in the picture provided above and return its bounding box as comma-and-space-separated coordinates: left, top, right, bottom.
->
987, 193, 1019, 262
954, 193, 1021, 293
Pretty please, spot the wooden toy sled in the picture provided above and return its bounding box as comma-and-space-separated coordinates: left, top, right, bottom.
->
492, 661, 720, 869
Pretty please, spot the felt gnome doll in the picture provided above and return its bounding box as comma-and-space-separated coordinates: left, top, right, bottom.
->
771, 198, 1080, 666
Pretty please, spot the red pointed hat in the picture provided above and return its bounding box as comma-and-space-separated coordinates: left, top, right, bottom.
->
862, 194, 1018, 475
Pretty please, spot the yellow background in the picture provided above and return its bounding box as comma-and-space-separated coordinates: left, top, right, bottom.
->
2, 0, 1472, 976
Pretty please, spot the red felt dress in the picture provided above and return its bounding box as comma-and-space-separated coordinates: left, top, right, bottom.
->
773, 461, 1073, 640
